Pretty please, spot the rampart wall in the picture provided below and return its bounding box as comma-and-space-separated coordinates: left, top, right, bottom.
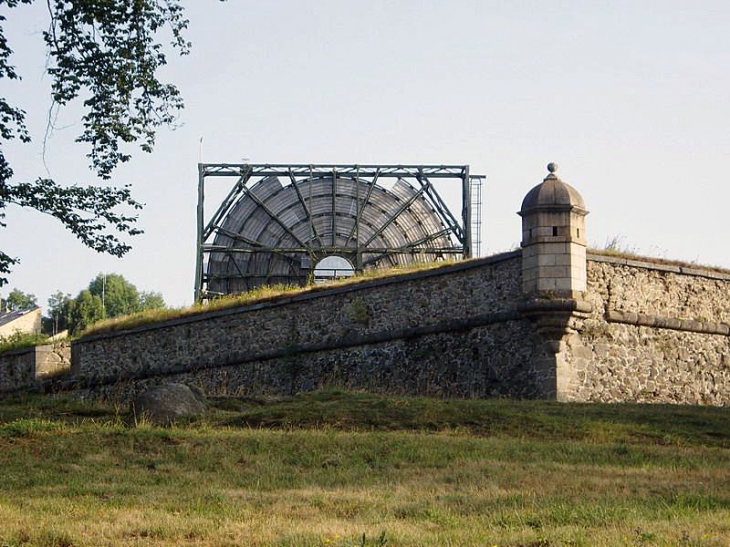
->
5, 167, 725, 405
0, 343, 71, 393
3, 251, 729, 406
59, 251, 730, 406
0, 347, 35, 393
562, 255, 730, 405
70, 252, 558, 400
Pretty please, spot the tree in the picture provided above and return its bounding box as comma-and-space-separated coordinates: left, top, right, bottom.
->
49, 273, 166, 335
43, 290, 72, 335
86, 272, 166, 318
67, 289, 105, 335
88, 273, 140, 318
0, 0, 191, 285
140, 291, 165, 311
2, 287, 37, 311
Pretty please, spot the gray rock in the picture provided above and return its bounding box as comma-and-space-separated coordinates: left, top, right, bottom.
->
132, 383, 207, 425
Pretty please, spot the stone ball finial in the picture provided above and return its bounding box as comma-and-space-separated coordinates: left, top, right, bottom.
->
547, 162, 558, 174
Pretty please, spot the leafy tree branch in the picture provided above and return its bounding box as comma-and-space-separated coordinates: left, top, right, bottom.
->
0, 0, 190, 285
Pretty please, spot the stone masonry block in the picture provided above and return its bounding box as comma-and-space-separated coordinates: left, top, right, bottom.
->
555, 278, 575, 291
539, 242, 569, 254
522, 254, 538, 270
538, 254, 557, 266
537, 278, 557, 291
555, 253, 575, 266
570, 244, 586, 258
543, 266, 571, 278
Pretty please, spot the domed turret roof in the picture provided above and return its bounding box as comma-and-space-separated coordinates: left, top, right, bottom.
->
520, 163, 587, 215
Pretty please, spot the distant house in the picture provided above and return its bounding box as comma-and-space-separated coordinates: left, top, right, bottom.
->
0, 308, 42, 338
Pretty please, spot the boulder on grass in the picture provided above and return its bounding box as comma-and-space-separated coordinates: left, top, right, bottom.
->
132, 383, 207, 425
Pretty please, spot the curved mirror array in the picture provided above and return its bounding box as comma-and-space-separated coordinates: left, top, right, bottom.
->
205, 173, 459, 295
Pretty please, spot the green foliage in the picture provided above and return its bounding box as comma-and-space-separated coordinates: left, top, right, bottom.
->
0, 330, 47, 353
44, 0, 190, 178
81, 283, 299, 336
0, 417, 63, 437
67, 289, 105, 335
50, 273, 166, 335
0, 0, 190, 285
1, 287, 36, 311
42, 290, 73, 335
223, 390, 730, 448
139, 290, 165, 311
88, 272, 141, 318
346, 296, 370, 325
590, 243, 730, 275
86, 273, 166, 319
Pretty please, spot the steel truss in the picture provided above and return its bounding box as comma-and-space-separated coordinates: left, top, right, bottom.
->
196, 163, 484, 300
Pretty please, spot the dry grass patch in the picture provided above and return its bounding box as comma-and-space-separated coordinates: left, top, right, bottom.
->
0, 392, 728, 545
79, 259, 463, 337
589, 245, 730, 275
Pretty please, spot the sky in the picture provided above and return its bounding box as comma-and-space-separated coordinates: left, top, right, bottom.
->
2, 0, 730, 312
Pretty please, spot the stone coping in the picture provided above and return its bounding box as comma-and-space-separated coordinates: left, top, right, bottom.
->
517, 298, 593, 315
606, 310, 730, 336
0, 341, 69, 359
588, 253, 730, 281
75, 251, 522, 344
0, 344, 41, 358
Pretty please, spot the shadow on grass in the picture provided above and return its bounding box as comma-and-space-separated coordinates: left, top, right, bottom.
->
1, 389, 727, 449
215, 389, 730, 448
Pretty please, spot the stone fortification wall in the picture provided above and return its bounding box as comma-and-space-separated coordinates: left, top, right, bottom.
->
35, 343, 72, 380
39, 250, 730, 407
563, 255, 730, 404
0, 343, 70, 393
5, 165, 727, 405
0, 347, 36, 393
72, 252, 554, 400
586, 256, 730, 323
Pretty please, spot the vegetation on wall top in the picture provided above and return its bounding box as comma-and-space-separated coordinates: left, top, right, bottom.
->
0, 331, 48, 353
80, 259, 463, 337
590, 235, 730, 274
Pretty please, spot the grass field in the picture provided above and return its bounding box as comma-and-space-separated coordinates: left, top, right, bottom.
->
0, 390, 728, 546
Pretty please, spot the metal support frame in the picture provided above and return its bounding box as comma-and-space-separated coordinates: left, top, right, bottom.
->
195, 163, 484, 301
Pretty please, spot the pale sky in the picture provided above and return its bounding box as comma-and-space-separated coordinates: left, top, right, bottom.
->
2, 1, 730, 312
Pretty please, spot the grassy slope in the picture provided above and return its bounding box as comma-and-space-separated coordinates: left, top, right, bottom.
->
0, 390, 728, 546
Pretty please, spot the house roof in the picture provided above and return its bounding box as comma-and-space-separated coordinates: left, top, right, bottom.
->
0, 307, 41, 329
